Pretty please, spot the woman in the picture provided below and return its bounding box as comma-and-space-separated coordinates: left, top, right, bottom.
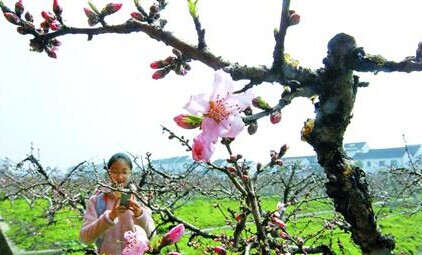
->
80, 152, 155, 255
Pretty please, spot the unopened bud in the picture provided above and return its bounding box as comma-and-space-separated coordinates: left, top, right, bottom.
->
102, 3, 122, 15
270, 111, 282, 124
45, 47, 57, 59
272, 217, 287, 229
173, 114, 202, 129
53, 0, 63, 16
182, 63, 191, 71
131, 11, 145, 21
226, 166, 236, 175
41, 11, 55, 23
152, 68, 170, 80
24, 11, 33, 22
279, 144, 288, 157
87, 17, 99, 26
40, 21, 50, 30
252, 96, 271, 110
50, 38, 62, 47
4, 12, 20, 25
288, 12, 300, 26
213, 246, 227, 255
16, 26, 28, 34
84, 7, 98, 20
150, 60, 165, 69
163, 56, 176, 66
150, 3, 159, 14
279, 231, 290, 240
49, 20, 61, 30
247, 121, 258, 135
14, 0, 24, 17
281, 86, 291, 97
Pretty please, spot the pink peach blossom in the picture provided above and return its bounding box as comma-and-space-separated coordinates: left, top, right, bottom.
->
122, 227, 149, 255
160, 223, 185, 247
183, 70, 253, 161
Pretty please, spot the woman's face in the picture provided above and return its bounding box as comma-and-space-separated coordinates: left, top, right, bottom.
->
108, 159, 132, 187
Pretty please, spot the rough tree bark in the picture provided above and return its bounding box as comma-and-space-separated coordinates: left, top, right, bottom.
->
305, 33, 395, 255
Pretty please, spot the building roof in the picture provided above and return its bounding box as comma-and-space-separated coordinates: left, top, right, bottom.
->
353, 145, 422, 160
344, 142, 367, 150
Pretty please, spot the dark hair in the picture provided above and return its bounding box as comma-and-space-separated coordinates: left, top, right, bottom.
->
107, 152, 133, 170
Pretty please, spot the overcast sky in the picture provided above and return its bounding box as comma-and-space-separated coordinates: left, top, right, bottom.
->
1, 0, 422, 169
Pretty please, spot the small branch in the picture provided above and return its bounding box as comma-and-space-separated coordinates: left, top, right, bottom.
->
271, 0, 291, 71
34, 20, 228, 70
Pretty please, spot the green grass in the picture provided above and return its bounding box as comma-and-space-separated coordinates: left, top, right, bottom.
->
0, 198, 421, 254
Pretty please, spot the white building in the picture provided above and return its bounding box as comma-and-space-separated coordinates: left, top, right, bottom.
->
283, 142, 422, 172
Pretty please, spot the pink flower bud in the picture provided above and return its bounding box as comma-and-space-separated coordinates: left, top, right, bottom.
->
4, 12, 20, 25
84, 7, 97, 20
235, 214, 243, 222
103, 3, 122, 15
279, 231, 290, 240
49, 20, 61, 30
53, 0, 63, 16
167, 253, 181, 255
131, 11, 145, 22
41, 11, 55, 23
213, 246, 227, 255
288, 12, 300, 26
252, 96, 271, 110
160, 224, 185, 247
152, 68, 170, 80
14, 0, 24, 17
173, 114, 202, 129
150, 60, 165, 69
272, 217, 287, 229
270, 111, 282, 124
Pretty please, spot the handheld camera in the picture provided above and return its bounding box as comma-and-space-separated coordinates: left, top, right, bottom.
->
120, 192, 130, 207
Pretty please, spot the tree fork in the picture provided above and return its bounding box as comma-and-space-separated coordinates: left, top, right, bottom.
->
305, 33, 395, 254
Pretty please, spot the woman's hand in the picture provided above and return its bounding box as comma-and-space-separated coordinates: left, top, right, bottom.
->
109, 202, 127, 221
128, 198, 143, 217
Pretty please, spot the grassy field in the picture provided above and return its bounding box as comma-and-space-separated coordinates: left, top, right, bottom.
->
0, 197, 421, 254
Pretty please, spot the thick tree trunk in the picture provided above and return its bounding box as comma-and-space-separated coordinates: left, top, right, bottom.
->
305, 33, 395, 254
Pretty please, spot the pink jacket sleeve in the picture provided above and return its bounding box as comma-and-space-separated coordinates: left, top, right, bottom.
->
133, 204, 155, 238
79, 195, 116, 244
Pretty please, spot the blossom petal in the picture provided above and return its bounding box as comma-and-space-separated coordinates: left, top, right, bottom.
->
220, 116, 245, 138
184, 93, 209, 115
224, 89, 254, 113
210, 70, 234, 101
192, 133, 216, 161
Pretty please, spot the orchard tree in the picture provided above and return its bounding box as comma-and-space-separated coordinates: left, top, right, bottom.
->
2, 0, 422, 254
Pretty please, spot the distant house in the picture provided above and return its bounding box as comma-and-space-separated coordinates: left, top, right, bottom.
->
283, 142, 422, 172
353, 144, 422, 172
